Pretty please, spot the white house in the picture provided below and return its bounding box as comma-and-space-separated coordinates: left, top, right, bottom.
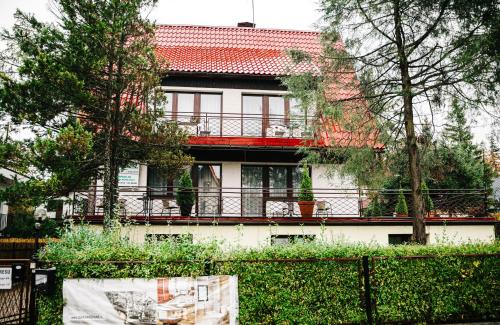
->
70, 24, 496, 246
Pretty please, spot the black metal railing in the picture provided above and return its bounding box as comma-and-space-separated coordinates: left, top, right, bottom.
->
67, 187, 488, 220
160, 113, 316, 138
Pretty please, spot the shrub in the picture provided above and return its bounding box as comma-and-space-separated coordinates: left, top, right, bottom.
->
422, 180, 434, 212
395, 188, 409, 215
365, 194, 383, 217
298, 166, 314, 201
175, 170, 195, 216
1, 215, 61, 238
36, 227, 500, 324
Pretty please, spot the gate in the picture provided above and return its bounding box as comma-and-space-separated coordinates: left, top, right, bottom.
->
0, 259, 33, 325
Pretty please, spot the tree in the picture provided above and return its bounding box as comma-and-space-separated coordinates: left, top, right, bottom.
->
287, 0, 498, 243
0, 0, 192, 229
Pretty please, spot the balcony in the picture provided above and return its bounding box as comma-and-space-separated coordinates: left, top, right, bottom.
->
163, 113, 318, 147
67, 187, 492, 224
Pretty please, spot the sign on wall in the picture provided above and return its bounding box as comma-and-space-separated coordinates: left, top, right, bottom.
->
118, 164, 140, 187
0, 267, 12, 290
63, 276, 238, 325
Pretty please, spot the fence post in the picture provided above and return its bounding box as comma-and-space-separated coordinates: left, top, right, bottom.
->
362, 256, 374, 325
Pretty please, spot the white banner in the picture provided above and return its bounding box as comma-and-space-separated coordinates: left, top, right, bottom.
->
63, 276, 238, 325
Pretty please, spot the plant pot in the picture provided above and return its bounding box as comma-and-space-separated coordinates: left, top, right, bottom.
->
298, 201, 315, 218
179, 204, 193, 217
395, 213, 408, 218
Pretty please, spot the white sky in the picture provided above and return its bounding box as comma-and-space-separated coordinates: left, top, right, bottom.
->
0, 0, 323, 31
0, 0, 494, 144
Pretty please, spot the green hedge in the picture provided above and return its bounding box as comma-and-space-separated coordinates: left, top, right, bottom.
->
37, 227, 500, 324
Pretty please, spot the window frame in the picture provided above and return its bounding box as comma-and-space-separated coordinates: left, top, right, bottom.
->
164, 91, 223, 125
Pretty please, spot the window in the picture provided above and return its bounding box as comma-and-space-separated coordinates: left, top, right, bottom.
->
145, 233, 193, 243
242, 95, 290, 136
241, 165, 308, 216
271, 235, 315, 245
161, 92, 222, 135
147, 167, 180, 197
388, 234, 412, 245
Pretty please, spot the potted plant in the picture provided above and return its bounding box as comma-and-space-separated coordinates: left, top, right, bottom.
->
176, 170, 195, 217
394, 187, 409, 217
298, 166, 315, 218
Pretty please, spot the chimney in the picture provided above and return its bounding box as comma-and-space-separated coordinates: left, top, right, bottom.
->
237, 22, 256, 28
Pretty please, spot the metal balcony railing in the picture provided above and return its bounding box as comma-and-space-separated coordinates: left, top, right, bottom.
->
161, 113, 316, 138
67, 187, 488, 221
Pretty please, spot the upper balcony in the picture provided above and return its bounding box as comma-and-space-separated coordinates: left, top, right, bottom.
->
165, 112, 318, 148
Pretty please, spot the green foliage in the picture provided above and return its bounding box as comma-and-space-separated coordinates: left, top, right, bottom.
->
422, 180, 434, 212
36, 227, 500, 324
176, 170, 195, 216
395, 188, 409, 215
365, 194, 383, 217
0, 0, 192, 224
2, 215, 61, 238
298, 166, 314, 201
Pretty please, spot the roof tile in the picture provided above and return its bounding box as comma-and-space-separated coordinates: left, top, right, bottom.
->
154, 25, 322, 75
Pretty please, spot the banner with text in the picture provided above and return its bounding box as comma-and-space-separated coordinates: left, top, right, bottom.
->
63, 276, 238, 325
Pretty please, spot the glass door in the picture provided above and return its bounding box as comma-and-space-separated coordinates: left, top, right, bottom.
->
195, 164, 221, 216
242, 96, 263, 136
242, 166, 263, 216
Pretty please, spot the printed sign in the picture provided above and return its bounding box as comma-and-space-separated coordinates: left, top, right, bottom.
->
118, 164, 140, 187
63, 276, 238, 325
0, 267, 12, 290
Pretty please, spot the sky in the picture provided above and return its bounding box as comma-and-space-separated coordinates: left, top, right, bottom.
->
0, 0, 323, 31
0, 0, 495, 145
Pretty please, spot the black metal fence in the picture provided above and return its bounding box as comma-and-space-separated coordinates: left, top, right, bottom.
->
0, 259, 33, 325
162, 112, 316, 138
68, 186, 488, 220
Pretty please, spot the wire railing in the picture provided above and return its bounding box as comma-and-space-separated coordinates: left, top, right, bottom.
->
67, 186, 488, 220
160, 112, 316, 138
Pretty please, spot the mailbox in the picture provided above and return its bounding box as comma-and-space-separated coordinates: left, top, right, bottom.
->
12, 263, 26, 283
34, 267, 56, 296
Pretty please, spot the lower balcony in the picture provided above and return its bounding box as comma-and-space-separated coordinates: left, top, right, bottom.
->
66, 187, 493, 225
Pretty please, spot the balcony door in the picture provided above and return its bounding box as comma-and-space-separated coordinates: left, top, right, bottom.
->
162, 92, 222, 135
241, 165, 304, 217
193, 164, 221, 216
242, 95, 289, 137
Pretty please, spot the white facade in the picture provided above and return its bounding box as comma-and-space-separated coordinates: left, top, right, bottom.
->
88, 223, 496, 247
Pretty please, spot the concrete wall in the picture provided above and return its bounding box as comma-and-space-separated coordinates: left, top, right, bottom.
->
88, 223, 496, 247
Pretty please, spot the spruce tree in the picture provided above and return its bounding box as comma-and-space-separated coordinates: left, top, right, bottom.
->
0, 0, 192, 229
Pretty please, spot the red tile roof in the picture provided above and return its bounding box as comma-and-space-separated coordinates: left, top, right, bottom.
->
154, 25, 322, 76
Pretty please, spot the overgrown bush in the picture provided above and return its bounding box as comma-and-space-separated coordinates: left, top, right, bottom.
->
37, 227, 500, 324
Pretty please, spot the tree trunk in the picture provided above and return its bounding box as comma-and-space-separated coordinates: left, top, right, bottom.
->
393, 0, 426, 244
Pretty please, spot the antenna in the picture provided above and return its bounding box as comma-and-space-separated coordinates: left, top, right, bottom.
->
252, 0, 255, 26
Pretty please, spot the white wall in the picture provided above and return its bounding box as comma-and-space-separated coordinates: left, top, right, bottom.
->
88, 223, 496, 247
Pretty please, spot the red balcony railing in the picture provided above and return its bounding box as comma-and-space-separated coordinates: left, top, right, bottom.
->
67, 187, 489, 222
162, 113, 316, 139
